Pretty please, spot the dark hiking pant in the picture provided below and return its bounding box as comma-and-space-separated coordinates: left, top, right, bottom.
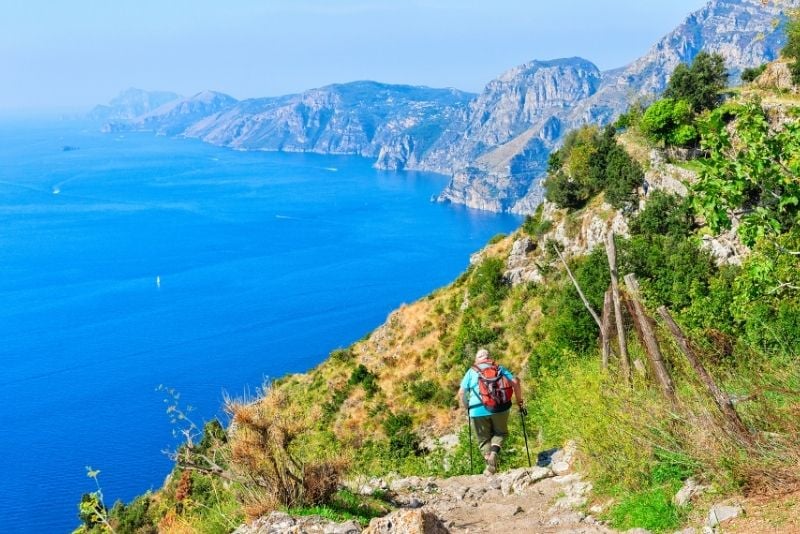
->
471, 411, 509, 456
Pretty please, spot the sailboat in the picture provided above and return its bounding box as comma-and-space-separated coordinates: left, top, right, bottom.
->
156, 275, 161, 289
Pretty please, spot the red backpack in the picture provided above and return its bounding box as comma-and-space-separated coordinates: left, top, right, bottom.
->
471, 360, 514, 413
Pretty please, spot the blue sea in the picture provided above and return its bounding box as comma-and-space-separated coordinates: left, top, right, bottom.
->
0, 119, 521, 533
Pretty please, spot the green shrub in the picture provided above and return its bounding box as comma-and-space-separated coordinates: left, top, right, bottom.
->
741, 63, 767, 83
608, 487, 685, 532
382, 412, 419, 457
468, 257, 509, 307
522, 205, 552, 240
629, 191, 693, 238
487, 233, 506, 245
604, 145, 645, 208
330, 347, 355, 363
663, 51, 728, 112
349, 365, 379, 398
782, 10, 800, 85
640, 98, 698, 147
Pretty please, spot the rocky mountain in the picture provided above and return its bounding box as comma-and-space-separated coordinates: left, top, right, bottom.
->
435, 0, 800, 213
103, 90, 239, 135
182, 81, 474, 165
89, 88, 180, 121
94, 0, 799, 214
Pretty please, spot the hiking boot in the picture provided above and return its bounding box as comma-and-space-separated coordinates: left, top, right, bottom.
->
483, 451, 497, 475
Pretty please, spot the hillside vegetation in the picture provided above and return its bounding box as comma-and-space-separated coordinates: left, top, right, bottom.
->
75, 28, 800, 534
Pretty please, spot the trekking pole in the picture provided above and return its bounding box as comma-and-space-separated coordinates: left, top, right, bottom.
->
467, 409, 474, 475
519, 406, 532, 467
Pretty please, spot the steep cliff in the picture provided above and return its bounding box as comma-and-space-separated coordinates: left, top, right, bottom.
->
436, 0, 799, 214
181, 81, 474, 167
93, 0, 800, 214
89, 87, 180, 121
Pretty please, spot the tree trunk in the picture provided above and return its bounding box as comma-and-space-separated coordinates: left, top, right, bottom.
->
601, 288, 613, 369
605, 232, 630, 383
624, 274, 677, 405
657, 306, 753, 443
552, 242, 603, 330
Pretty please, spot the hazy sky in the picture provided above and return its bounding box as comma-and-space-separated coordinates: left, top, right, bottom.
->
1, 0, 709, 111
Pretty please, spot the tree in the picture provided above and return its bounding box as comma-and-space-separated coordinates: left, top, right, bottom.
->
664, 52, 728, 112
604, 145, 644, 209
693, 101, 800, 247
640, 98, 698, 147
782, 9, 800, 85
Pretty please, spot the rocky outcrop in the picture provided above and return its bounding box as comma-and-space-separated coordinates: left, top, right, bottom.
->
434, 0, 799, 215
182, 82, 473, 169
105, 90, 239, 135
90, 88, 180, 122
93, 1, 799, 214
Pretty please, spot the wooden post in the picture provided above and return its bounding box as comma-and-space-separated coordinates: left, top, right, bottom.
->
657, 306, 753, 443
552, 243, 602, 330
605, 232, 630, 383
624, 274, 677, 405
601, 288, 613, 369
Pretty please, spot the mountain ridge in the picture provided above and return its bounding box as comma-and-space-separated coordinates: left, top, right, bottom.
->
94, 0, 799, 214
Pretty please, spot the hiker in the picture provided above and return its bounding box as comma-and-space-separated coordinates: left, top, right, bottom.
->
458, 348, 524, 475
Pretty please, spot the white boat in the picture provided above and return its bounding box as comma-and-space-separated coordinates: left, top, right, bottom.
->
156, 276, 161, 289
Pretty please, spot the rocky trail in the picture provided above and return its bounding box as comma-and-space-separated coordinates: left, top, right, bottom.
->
237, 444, 621, 534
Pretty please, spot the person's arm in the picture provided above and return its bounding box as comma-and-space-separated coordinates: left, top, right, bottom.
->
512, 377, 524, 407
457, 387, 468, 410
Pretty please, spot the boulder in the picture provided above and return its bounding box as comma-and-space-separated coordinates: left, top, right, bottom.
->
362, 509, 448, 534
706, 504, 743, 527
673, 478, 706, 507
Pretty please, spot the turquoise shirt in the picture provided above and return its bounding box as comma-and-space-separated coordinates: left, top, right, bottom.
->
460, 363, 514, 418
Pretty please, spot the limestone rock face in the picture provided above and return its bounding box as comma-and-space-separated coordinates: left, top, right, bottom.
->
90, 88, 180, 122
233, 511, 361, 534
94, 1, 799, 215
756, 60, 796, 91
362, 509, 448, 534
434, 0, 799, 215
107, 90, 239, 135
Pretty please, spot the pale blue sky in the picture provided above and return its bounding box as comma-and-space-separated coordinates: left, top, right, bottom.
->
1, 0, 708, 111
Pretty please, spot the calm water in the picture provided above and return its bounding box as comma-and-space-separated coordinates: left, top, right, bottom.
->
0, 119, 521, 532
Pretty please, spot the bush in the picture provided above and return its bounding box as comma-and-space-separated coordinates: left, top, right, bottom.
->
382, 412, 419, 457
663, 51, 728, 112
468, 257, 509, 307
782, 10, 800, 85
487, 233, 506, 245
522, 205, 552, 240
741, 63, 767, 83
640, 98, 698, 147
604, 145, 644, 209
330, 348, 354, 363
227, 391, 349, 518
349, 364, 379, 398
629, 191, 693, 238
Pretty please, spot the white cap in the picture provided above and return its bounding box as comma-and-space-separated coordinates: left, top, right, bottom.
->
475, 348, 490, 362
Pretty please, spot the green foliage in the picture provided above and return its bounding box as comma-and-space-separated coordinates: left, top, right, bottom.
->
522, 205, 552, 239
604, 144, 645, 208
629, 191, 693, 238
330, 347, 355, 363
782, 10, 800, 85
382, 412, 419, 458
741, 63, 767, 83
640, 98, 698, 147
607, 487, 685, 533
663, 51, 728, 112
487, 233, 506, 245
693, 101, 800, 246
349, 364, 379, 398
544, 125, 644, 209
407, 378, 448, 405
108, 494, 158, 534
615, 101, 646, 130
287, 489, 389, 527
467, 257, 509, 307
